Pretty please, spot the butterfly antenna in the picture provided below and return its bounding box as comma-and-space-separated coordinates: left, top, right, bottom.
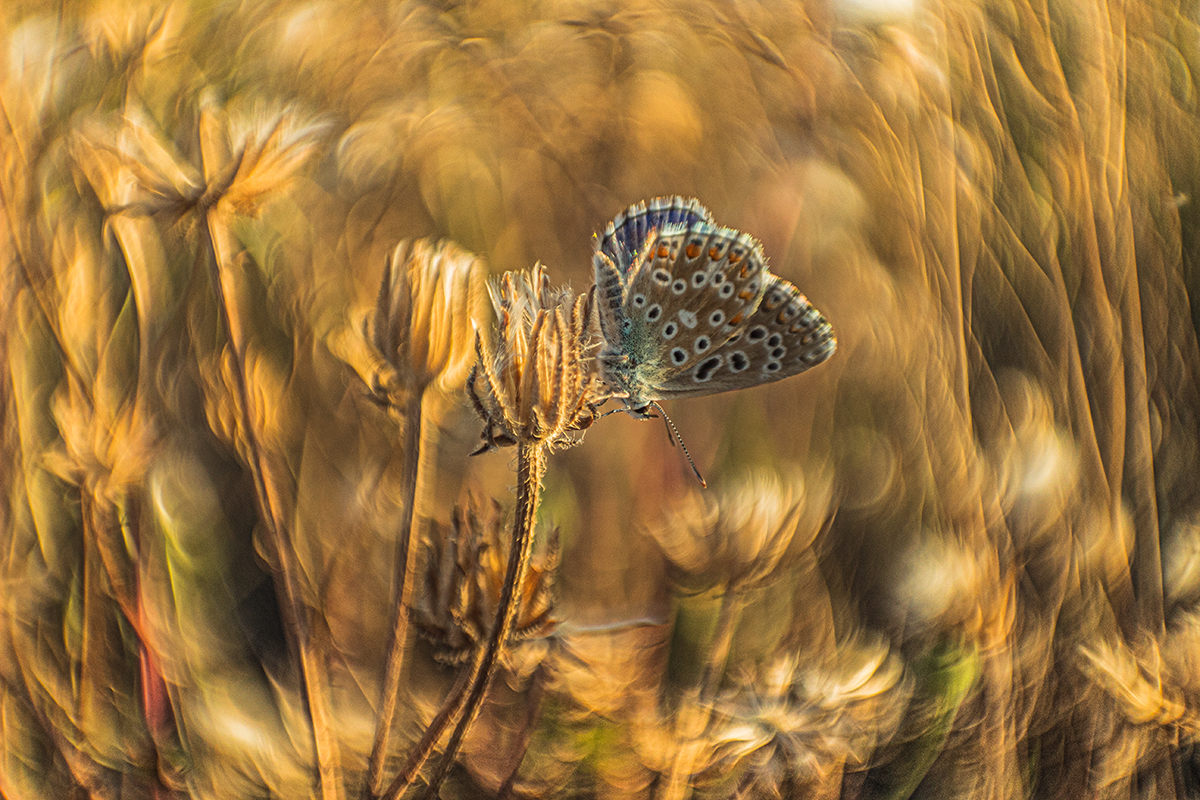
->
650, 402, 706, 488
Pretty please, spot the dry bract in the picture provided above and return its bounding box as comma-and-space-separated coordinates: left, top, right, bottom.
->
414, 495, 559, 680
467, 264, 606, 452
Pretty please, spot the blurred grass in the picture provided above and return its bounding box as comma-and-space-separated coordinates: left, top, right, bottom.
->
3, 0, 1200, 797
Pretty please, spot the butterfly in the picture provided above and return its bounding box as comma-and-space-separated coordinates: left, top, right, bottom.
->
592, 196, 836, 418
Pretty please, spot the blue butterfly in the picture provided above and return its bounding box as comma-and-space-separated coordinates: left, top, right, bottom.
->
593, 197, 836, 418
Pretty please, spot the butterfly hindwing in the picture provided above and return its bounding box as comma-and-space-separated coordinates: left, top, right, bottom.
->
598, 196, 714, 276
653, 273, 836, 398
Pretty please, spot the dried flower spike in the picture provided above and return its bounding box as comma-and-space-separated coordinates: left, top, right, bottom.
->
467, 264, 606, 453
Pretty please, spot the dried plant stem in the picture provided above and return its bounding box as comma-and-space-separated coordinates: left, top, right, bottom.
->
380, 442, 547, 800
201, 214, 344, 800
368, 390, 434, 796
660, 588, 743, 800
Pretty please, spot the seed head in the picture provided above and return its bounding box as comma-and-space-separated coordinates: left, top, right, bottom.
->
414, 495, 559, 681
695, 640, 908, 797
466, 264, 606, 452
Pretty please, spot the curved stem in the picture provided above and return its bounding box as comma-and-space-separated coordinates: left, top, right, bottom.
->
368, 390, 430, 796
381, 442, 547, 800
418, 441, 546, 798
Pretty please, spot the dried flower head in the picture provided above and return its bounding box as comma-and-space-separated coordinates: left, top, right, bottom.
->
466, 264, 606, 452
650, 468, 833, 595
414, 495, 560, 681
360, 238, 486, 404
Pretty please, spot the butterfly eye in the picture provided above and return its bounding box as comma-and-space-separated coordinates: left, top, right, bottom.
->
748, 326, 768, 342
662, 321, 679, 339
646, 304, 662, 321
710, 272, 725, 286
672, 279, 687, 295
720, 283, 735, 298
728, 351, 749, 372
708, 310, 725, 326
632, 293, 647, 308
653, 269, 672, 285
671, 347, 688, 365
771, 346, 786, 359
767, 333, 783, 348
694, 336, 711, 353
764, 361, 782, 373
691, 271, 707, 288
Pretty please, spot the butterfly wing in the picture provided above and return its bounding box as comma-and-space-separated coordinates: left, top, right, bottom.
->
597, 196, 714, 277
652, 272, 836, 398
612, 221, 773, 399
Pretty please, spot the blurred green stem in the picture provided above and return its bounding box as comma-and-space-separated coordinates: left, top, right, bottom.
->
368, 389, 432, 796
380, 441, 546, 800
660, 587, 742, 800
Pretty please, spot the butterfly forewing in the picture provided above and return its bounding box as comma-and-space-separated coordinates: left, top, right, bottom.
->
653, 273, 836, 398
599, 196, 714, 276
621, 222, 770, 381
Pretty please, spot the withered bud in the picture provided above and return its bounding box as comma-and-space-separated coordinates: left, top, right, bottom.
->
362, 238, 486, 404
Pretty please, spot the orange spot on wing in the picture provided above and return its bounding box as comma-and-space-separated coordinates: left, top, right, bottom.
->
686, 243, 701, 259
738, 290, 754, 300
657, 244, 670, 258
729, 313, 743, 325
729, 252, 742, 263
709, 246, 720, 259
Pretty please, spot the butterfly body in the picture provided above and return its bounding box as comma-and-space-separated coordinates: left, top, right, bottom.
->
593, 197, 836, 416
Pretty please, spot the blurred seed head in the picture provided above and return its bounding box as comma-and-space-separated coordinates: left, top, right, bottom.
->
414, 494, 559, 682
887, 534, 992, 640
695, 638, 908, 797
356, 238, 487, 405
467, 264, 607, 452
649, 468, 834, 595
